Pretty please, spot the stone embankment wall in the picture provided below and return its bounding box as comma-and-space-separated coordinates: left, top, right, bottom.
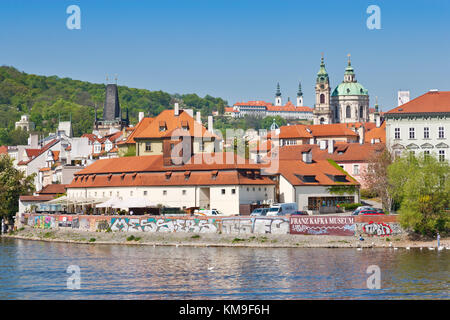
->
17, 213, 404, 237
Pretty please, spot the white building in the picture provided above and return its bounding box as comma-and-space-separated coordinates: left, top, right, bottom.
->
385, 90, 450, 161
66, 152, 276, 216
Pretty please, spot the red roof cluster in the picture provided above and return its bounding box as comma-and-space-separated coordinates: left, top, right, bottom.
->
386, 91, 450, 115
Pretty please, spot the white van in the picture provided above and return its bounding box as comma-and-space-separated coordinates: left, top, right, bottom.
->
194, 209, 222, 216
267, 203, 298, 216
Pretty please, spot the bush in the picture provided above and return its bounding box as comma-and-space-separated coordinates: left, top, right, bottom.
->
89, 238, 96, 242
361, 189, 378, 199
126, 235, 135, 241
338, 203, 363, 211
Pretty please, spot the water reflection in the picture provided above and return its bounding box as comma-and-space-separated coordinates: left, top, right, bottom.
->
0, 238, 448, 300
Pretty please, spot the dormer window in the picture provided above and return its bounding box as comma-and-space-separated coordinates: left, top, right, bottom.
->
159, 121, 167, 132
181, 120, 189, 131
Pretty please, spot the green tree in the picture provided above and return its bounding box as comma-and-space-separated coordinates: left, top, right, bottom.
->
0, 155, 35, 219
388, 152, 450, 236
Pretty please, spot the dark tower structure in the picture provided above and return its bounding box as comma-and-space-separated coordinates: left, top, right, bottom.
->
94, 83, 129, 134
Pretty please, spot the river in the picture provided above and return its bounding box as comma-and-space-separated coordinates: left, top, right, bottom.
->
0, 238, 448, 299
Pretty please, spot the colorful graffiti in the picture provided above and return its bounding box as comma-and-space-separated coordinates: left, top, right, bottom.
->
58, 216, 73, 228
290, 216, 355, 236
221, 217, 290, 235
362, 222, 394, 236
30, 215, 56, 229
110, 218, 219, 233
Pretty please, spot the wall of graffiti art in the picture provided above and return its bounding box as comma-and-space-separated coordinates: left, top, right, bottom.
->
221, 217, 290, 235
19, 213, 404, 236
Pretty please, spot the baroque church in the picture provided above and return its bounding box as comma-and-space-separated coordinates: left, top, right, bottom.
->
313, 54, 369, 125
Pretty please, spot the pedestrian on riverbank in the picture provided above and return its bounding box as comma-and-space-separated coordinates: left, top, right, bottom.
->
359, 234, 364, 241
437, 232, 440, 248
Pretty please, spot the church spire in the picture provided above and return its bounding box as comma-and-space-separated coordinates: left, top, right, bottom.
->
297, 81, 304, 107
275, 83, 282, 106
317, 53, 329, 83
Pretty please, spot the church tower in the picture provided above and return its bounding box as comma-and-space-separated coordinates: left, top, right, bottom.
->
313, 54, 333, 124
275, 83, 282, 106
296, 81, 303, 106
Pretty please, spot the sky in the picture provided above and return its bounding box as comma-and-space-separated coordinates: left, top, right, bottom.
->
0, 0, 449, 111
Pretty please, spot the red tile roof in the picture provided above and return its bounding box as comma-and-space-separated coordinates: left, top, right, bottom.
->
38, 184, 68, 195
386, 91, 450, 115
0, 146, 7, 155
118, 117, 155, 145
268, 143, 385, 163
365, 121, 386, 144
19, 195, 55, 202
133, 110, 216, 140
266, 159, 359, 186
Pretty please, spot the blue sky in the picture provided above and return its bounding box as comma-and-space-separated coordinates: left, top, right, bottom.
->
0, 0, 449, 111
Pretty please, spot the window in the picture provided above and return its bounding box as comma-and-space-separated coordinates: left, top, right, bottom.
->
182, 190, 186, 195
424, 127, 429, 139
199, 141, 204, 152
231, 189, 236, 194
110, 191, 112, 196
424, 150, 430, 159
359, 106, 364, 118
438, 127, 445, 139
252, 187, 255, 191
439, 150, 445, 162
130, 191, 133, 196
346, 106, 351, 118
94, 192, 97, 197
394, 128, 400, 139
320, 94, 325, 104
163, 190, 167, 195
116, 191, 119, 197
143, 191, 147, 196
145, 142, 152, 151
352, 165, 360, 175
409, 127, 415, 139
221, 189, 226, 195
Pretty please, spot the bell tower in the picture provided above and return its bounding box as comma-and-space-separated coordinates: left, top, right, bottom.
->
313, 54, 333, 124
296, 81, 303, 106
275, 82, 282, 106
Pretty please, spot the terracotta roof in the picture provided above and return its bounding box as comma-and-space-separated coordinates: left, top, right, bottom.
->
81, 133, 98, 142
267, 143, 385, 163
386, 91, 450, 115
0, 146, 7, 155
265, 159, 359, 186
25, 148, 41, 158
39, 167, 51, 172
270, 124, 313, 139
68, 170, 275, 188
19, 195, 55, 202
133, 110, 216, 140
75, 152, 265, 176
365, 121, 386, 144
307, 123, 359, 137
52, 150, 60, 161
38, 184, 68, 195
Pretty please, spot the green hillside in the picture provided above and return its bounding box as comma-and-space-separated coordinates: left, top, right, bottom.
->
0, 66, 227, 144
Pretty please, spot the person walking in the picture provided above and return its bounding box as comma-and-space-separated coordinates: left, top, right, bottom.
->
437, 232, 440, 248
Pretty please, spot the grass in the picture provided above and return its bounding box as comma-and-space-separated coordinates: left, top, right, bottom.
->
89, 238, 96, 242
191, 234, 201, 239
232, 238, 246, 244
43, 231, 55, 239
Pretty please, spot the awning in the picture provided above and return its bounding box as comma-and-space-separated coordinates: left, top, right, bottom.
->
96, 197, 122, 208
112, 198, 156, 210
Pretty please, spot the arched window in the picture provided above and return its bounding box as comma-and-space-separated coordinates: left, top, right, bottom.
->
359, 106, 364, 119
320, 117, 325, 124
320, 94, 325, 104
346, 105, 351, 118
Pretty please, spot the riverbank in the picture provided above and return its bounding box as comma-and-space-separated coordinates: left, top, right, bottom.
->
2, 226, 448, 248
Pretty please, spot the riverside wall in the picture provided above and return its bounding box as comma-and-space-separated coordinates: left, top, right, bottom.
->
17, 213, 404, 237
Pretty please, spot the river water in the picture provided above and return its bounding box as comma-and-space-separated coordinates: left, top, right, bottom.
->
0, 238, 448, 300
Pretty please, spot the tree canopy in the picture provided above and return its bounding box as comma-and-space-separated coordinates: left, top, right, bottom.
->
0, 155, 35, 219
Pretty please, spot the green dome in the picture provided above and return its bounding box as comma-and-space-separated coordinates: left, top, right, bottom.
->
332, 82, 368, 96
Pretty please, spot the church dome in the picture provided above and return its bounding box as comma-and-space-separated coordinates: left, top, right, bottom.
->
332, 81, 368, 97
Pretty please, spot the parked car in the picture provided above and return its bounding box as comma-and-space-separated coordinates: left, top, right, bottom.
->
291, 211, 308, 216
250, 208, 269, 216
267, 203, 298, 216
352, 206, 375, 215
360, 209, 385, 215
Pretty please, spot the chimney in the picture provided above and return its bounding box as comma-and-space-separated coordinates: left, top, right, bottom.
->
196, 111, 201, 123
139, 112, 144, 123
29, 134, 38, 148
328, 140, 334, 154
208, 116, 213, 133
302, 151, 312, 164
174, 103, 179, 116
359, 126, 365, 144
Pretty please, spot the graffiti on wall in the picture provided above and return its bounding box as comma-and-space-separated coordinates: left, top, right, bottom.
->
30, 215, 56, 229
361, 222, 402, 236
110, 218, 219, 233
290, 216, 355, 236
221, 217, 290, 235
58, 216, 73, 228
